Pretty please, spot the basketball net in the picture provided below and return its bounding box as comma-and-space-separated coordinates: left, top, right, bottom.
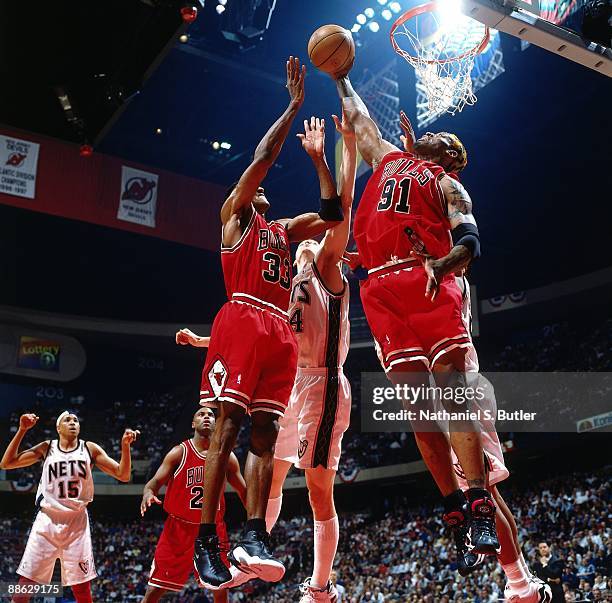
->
391, 5, 489, 116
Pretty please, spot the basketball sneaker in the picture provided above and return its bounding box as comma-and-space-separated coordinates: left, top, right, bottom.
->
504, 578, 552, 602
193, 534, 232, 590
443, 503, 485, 577
299, 577, 339, 602
229, 529, 285, 583
223, 564, 255, 589
467, 494, 500, 554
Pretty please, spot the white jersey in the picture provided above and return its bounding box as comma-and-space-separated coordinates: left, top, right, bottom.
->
289, 261, 350, 368
455, 277, 507, 484
36, 439, 94, 514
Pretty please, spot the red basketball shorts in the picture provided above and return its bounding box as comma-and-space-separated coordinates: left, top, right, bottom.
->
148, 514, 229, 592
200, 298, 298, 416
360, 261, 470, 372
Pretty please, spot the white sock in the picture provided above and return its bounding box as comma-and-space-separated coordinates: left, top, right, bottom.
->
502, 559, 530, 591
311, 516, 339, 590
518, 552, 532, 577
265, 495, 283, 532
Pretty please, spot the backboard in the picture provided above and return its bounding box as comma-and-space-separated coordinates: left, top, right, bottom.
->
461, 0, 612, 76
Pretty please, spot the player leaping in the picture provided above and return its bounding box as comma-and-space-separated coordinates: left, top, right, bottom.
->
140, 407, 246, 602
329, 68, 500, 563
193, 56, 345, 590
0, 411, 138, 603
265, 110, 356, 603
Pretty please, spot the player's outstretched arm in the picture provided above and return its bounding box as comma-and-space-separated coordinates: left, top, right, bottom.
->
140, 444, 184, 516
176, 328, 210, 348
220, 56, 305, 227
226, 451, 247, 508
413, 176, 479, 300
334, 75, 398, 169
285, 115, 343, 242
0, 414, 48, 470
88, 428, 140, 483
315, 110, 358, 292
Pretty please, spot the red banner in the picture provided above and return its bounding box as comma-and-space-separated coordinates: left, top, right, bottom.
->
0, 127, 225, 251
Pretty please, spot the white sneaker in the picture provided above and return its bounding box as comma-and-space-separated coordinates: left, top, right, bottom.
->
223, 564, 255, 589
299, 578, 339, 603
504, 579, 552, 602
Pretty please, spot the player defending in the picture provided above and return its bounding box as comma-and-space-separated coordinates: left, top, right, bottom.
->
140, 407, 246, 602
193, 56, 344, 590
264, 111, 357, 602
0, 412, 139, 603
329, 69, 500, 560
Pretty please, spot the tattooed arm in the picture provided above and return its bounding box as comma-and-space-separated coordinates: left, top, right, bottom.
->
414, 176, 479, 300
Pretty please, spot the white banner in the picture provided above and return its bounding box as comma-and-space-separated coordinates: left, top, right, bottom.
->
0, 135, 40, 199
117, 165, 158, 228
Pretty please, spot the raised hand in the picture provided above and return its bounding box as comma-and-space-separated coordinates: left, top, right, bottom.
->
140, 490, 162, 516
19, 414, 39, 431
332, 108, 355, 140
297, 116, 325, 160
122, 429, 140, 447
176, 328, 201, 346
286, 56, 306, 105
400, 110, 416, 153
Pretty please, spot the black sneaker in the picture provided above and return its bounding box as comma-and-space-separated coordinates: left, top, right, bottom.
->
443, 504, 484, 577
228, 530, 285, 583
468, 495, 500, 555
193, 534, 232, 590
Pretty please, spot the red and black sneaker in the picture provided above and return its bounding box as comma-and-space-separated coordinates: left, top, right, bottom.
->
467, 491, 500, 555
443, 505, 484, 577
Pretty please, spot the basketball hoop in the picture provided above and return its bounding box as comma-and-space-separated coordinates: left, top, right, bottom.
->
390, 1, 490, 116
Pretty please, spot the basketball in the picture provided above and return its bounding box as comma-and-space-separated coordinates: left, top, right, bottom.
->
308, 24, 355, 75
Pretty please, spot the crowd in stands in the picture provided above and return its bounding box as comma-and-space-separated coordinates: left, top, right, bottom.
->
1, 468, 608, 602
2, 318, 610, 484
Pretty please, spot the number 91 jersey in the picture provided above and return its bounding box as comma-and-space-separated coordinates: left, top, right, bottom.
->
353, 151, 452, 270
221, 208, 292, 313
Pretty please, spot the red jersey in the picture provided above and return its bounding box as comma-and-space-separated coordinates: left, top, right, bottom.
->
163, 439, 225, 524
221, 208, 292, 313
354, 151, 452, 270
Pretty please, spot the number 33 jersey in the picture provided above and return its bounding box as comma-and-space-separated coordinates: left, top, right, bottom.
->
353, 151, 452, 269
36, 440, 94, 514
221, 207, 292, 314
163, 439, 225, 524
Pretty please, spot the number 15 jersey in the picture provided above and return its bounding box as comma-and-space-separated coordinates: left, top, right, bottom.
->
221, 207, 292, 313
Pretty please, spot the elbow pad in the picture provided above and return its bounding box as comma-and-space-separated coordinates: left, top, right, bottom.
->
318, 196, 343, 221
452, 222, 481, 259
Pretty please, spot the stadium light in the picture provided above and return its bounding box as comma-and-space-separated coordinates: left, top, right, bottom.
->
364, 7, 375, 18
351, 23, 362, 33
377, 0, 388, 4
218, 0, 227, 4
437, 0, 464, 32
220, 141, 232, 150
212, 141, 220, 150
382, 9, 392, 20
356, 13, 367, 24
216, 4, 225, 14
369, 21, 380, 32
389, 1, 402, 13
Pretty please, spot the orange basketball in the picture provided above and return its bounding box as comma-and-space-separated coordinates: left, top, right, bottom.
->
308, 24, 355, 75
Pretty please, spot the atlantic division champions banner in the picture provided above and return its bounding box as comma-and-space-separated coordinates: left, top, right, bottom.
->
117, 165, 159, 228
0, 135, 40, 199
